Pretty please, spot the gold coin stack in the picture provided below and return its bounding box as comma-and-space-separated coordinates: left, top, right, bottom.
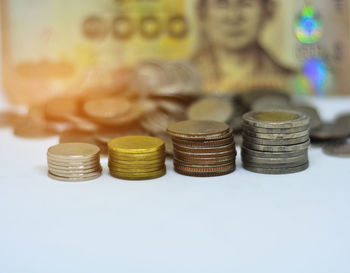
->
108, 136, 166, 180
167, 120, 236, 177
242, 110, 310, 174
47, 143, 102, 182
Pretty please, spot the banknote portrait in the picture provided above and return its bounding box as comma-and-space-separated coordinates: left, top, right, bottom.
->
192, 0, 296, 92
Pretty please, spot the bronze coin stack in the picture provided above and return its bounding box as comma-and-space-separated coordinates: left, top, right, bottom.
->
241, 110, 310, 174
167, 120, 236, 177
47, 143, 102, 182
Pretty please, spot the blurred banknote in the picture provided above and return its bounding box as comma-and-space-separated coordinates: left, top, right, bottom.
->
1, 0, 350, 105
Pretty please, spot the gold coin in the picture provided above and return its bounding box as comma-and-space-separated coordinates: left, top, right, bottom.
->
83, 97, 131, 119
108, 158, 165, 166
110, 167, 166, 180
48, 143, 100, 160
108, 136, 165, 154
108, 165, 164, 173
167, 120, 229, 138
48, 171, 101, 182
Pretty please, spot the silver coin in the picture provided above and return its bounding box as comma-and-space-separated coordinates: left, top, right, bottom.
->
242, 153, 308, 164
242, 123, 309, 134
243, 110, 309, 129
241, 145, 307, 158
242, 158, 308, 169
291, 105, 322, 130
310, 122, 350, 140
243, 129, 309, 140
243, 134, 309, 146
322, 140, 350, 157
243, 162, 309, 175
243, 140, 310, 152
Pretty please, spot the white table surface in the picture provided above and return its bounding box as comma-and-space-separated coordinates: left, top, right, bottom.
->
0, 90, 350, 273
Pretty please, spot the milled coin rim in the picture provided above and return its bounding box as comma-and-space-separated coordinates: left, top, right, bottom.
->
242, 134, 310, 146
241, 145, 307, 158
174, 166, 235, 177
172, 135, 234, 147
48, 171, 102, 182
243, 162, 309, 175
243, 140, 310, 152
173, 142, 235, 153
242, 123, 310, 134
243, 129, 309, 140
243, 110, 309, 129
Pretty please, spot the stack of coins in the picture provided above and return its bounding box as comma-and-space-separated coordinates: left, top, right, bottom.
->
108, 136, 166, 180
167, 120, 236, 177
241, 110, 310, 174
47, 143, 102, 181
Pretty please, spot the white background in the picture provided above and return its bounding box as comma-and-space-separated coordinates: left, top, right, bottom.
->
1, 91, 350, 273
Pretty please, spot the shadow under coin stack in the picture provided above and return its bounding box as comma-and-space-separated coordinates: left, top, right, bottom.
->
47, 143, 102, 181
108, 136, 166, 180
167, 120, 236, 177
241, 110, 310, 174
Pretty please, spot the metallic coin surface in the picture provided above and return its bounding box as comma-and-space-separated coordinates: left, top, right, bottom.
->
292, 105, 322, 130
167, 120, 229, 138
49, 166, 102, 176
108, 136, 164, 154
243, 162, 309, 175
174, 166, 235, 177
48, 143, 100, 160
322, 141, 350, 157
84, 97, 131, 119
110, 167, 166, 180
243, 134, 310, 146
242, 152, 307, 164
242, 123, 309, 134
174, 162, 235, 173
310, 123, 350, 140
174, 153, 235, 163
91, 104, 142, 126
244, 140, 310, 152
241, 146, 307, 158
48, 162, 101, 171
174, 158, 234, 167
242, 158, 308, 169
173, 142, 235, 153
243, 129, 309, 140
174, 149, 236, 159
172, 135, 234, 147
171, 128, 233, 141
48, 171, 101, 182
243, 110, 309, 129
187, 97, 233, 123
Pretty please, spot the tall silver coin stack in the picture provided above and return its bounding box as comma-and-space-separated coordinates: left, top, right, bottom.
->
241, 110, 310, 174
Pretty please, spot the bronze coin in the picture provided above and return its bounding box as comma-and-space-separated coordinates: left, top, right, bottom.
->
172, 135, 234, 147
173, 149, 236, 159
174, 166, 235, 177
174, 162, 235, 173
173, 142, 235, 153
174, 154, 235, 164
167, 120, 230, 138
174, 158, 235, 167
